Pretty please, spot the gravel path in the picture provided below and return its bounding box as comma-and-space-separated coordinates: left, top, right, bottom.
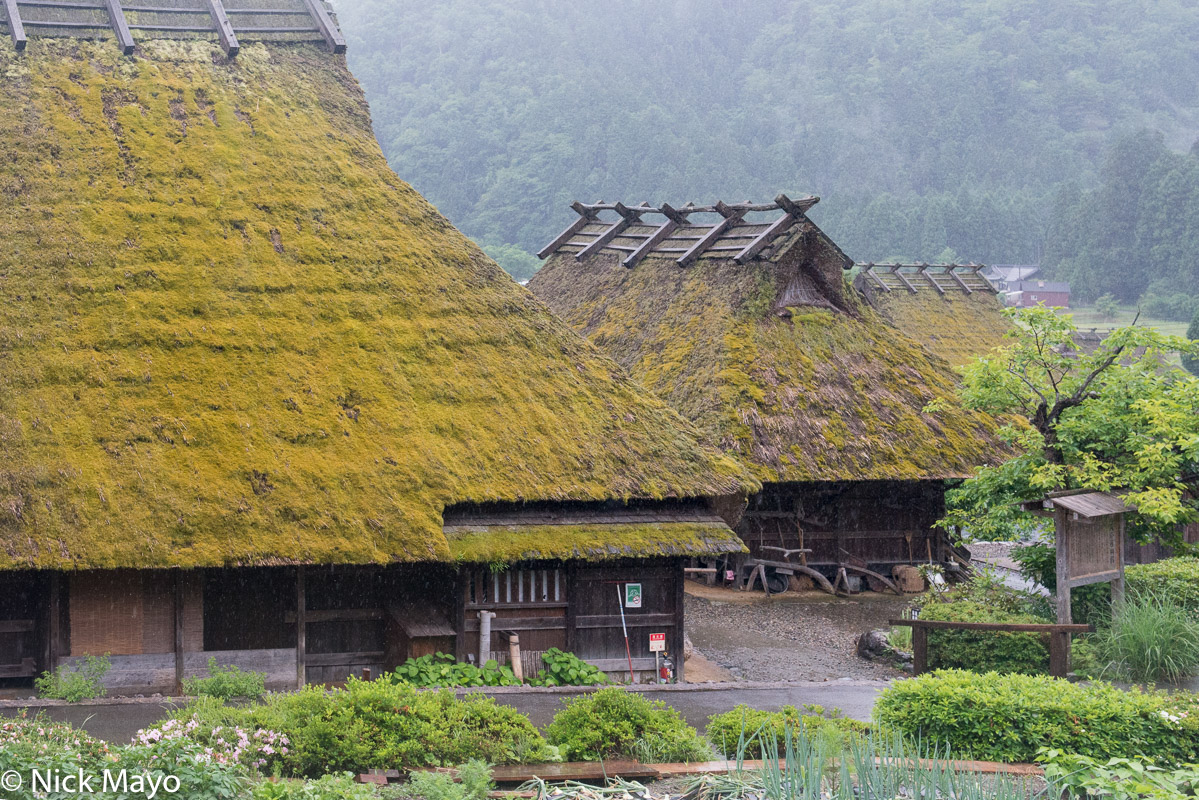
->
684, 587, 909, 682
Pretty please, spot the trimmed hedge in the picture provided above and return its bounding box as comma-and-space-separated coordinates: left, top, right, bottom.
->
706, 705, 870, 758
917, 600, 1049, 675
875, 670, 1199, 765
1127, 557, 1199, 613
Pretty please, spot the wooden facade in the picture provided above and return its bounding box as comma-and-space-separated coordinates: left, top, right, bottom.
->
0, 558, 689, 694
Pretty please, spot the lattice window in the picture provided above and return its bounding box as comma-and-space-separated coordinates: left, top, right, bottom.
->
467, 567, 563, 607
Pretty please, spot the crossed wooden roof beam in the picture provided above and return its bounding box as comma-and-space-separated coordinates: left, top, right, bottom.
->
2, 0, 344, 55
539, 194, 820, 269
857, 263, 999, 295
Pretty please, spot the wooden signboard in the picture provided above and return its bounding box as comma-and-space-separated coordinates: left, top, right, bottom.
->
1047, 492, 1128, 624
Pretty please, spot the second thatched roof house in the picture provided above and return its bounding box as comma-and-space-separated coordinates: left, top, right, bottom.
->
529, 197, 1009, 592
0, 27, 754, 691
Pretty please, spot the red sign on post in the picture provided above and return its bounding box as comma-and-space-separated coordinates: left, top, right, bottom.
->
649, 632, 666, 652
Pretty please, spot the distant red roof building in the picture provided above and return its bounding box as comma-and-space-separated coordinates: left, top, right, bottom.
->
1006, 279, 1071, 308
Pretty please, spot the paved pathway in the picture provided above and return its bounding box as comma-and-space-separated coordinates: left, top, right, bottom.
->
2, 680, 891, 743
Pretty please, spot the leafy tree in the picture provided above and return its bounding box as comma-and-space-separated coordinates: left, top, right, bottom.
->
1186, 311, 1199, 376
1095, 294, 1120, 320
938, 308, 1199, 546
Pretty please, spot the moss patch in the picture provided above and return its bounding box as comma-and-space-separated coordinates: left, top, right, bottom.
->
0, 41, 753, 570
445, 521, 747, 562
869, 289, 1012, 369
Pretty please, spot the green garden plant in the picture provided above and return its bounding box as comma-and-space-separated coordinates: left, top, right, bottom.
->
1040, 750, 1199, 800
1127, 557, 1199, 613
1091, 592, 1199, 683
875, 669, 1199, 764
402, 760, 493, 800
706, 704, 869, 758
34, 653, 111, 701
526, 649, 608, 687
183, 656, 267, 699
251, 774, 376, 800
388, 653, 520, 687
545, 687, 712, 762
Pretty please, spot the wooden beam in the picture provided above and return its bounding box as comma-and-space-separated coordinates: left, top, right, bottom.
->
888, 265, 918, 294
734, 211, 796, 264
295, 566, 306, 688
203, 0, 238, 56
537, 202, 597, 259
299, 0, 344, 53
862, 264, 891, 293
677, 202, 745, 267
103, 0, 135, 55
917, 265, 946, 295
945, 266, 973, 294
4, 0, 26, 51
773, 193, 820, 216
971, 264, 1000, 293
622, 203, 685, 268
0, 619, 34, 634
574, 202, 644, 261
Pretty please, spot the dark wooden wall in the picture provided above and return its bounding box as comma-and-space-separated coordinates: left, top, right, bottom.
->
458, 559, 684, 680
738, 480, 947, 572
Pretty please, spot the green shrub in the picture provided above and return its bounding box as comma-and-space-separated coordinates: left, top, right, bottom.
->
706, 704, 869, 758
183, 656, 267, 699
1092, 592, 1199, 682
917, 599, 1049, 675
251, 774, 377, 800
1127, 557, 1199, 614
875, 669, 1199, 764
164, 680, 553, 776
526, 649, 608, 687
402, 760, 492, 800
545, 687, 712, 762
388, 653, 520, 687
34, 653, 110, 701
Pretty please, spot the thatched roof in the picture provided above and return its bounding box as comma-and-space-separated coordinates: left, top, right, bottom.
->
0, 41, 752, 571
529, 204, 1008, 484
443, 503, 746, 563
854, 264, 1012, 369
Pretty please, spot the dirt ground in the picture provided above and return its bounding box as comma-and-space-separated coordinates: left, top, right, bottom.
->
684, 582, 911, 682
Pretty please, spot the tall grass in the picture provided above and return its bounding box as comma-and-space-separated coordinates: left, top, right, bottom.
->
1093, 592, 1199, 683
677, 720, 1034, 800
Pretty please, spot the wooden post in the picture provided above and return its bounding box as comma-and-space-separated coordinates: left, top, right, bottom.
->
564, 563, 577, 653
1111, 515, 1126, 611
1049, 631, 1070, 678
1054, 509, 1072, 624
734, 211, 796, 264
203, 0, 238, 57
300, 0, 345, 53
4, 0, 26, 51
911, 625, 928, 676
672, 559, 685, 683
174, 571, 185, 694
538, 203, 597, 259
44, 572, 61, 674
676, 202, 746, 267
453, 568, 467, 662
295, 566, 306, 688
102, 0, 135, 55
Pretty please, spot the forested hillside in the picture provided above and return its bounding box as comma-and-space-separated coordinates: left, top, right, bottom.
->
337, 0, 1199, 288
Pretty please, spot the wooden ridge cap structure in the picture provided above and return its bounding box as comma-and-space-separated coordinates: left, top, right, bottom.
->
855, 262, 999, 296
538, 193, 851, 271
0, 0, 346, 56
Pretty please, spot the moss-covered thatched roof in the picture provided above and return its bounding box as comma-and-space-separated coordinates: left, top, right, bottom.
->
0, 41, 752, 571
529, 222, 1007, 484
855, 274, 1012, 369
